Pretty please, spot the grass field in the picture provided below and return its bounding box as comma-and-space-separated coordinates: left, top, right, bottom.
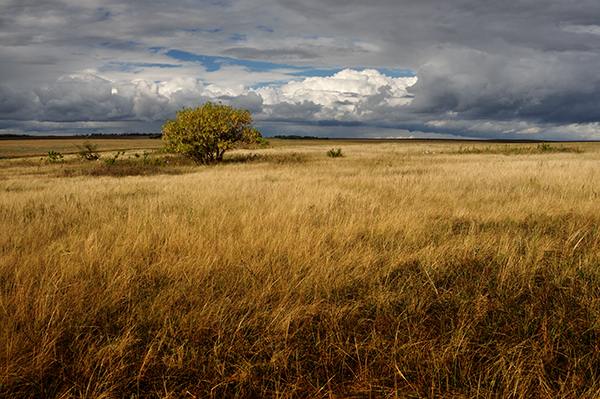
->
1, 138, 600, 397
0, 137, 162, 159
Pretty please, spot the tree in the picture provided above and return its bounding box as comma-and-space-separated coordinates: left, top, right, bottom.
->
162, 102, 262, 164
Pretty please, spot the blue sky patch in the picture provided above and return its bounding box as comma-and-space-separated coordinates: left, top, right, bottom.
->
181, 27, 222, 34
377, 68, 416, 77
229, 33, 247, 42
164, 49, 415, 78
288, 68, 344, 77
101, 61, 182, 73
257, 25, 274, 33
99, 40, 140, 50
165, 49, 305, 72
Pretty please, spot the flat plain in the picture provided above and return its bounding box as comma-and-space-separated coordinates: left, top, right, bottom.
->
1, 138, 600, 397
0, 137, 162, 159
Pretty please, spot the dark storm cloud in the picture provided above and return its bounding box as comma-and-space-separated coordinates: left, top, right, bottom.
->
0, 86, 38, 120
407, 48, 600, 124
223, 92, 264, 113
266, 101, 323, 121
1, 0, 600, 138
267, 0, 600, 131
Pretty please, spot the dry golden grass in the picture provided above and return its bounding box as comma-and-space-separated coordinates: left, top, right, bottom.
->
1, 140, 600, 397
0, 137, 162, 158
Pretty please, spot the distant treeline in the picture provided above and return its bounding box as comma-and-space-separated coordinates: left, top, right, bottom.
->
1, 133, 596, 143
270, 135, 328, 140
0, 133, 162, 140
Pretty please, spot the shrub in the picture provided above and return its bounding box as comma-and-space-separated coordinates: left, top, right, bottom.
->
77, 142, 100, 161
104, 151, 125, 166
537, 143, 552, 152
535, 143, 582, 153
46, 150, 64, 163
141, 151, 152, 164
132, 151, 165, 166
162, 102, 262, 164
327, 148, 344, 158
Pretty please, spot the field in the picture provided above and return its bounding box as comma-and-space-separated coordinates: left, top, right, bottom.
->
1, 138, 600, 398
0, 137, 162, 159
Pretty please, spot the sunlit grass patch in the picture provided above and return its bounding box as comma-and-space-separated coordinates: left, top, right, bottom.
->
454, 143, 583, 155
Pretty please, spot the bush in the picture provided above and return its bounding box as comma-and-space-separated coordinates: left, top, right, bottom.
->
104, 151, 125, 166
535, 143, 582, 153
141, 151, 151, 164
162, 102, 262, 164
77, 142, 100, 161
327, 148, 343, 158
46, 150, 64, 163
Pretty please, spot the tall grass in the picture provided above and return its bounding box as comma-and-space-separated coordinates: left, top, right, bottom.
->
454, 143, 583, 155
1, 141, 600, 397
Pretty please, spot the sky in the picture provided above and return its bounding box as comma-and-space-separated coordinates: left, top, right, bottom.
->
1, 1, 600, 139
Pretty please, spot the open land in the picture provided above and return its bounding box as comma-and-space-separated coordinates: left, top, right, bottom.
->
1, 138, 600, 397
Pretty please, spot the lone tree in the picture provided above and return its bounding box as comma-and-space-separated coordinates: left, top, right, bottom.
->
162, 102, 262, 164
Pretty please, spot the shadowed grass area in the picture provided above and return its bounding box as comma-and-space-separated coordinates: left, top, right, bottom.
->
0, 150, 312, 178
1, 140, 600, 397
224, 151, 309, 165
0, 137, 163, 158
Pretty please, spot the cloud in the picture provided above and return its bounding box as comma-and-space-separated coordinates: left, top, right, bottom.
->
256, 69, 417, 120
222, 47, 319, 61
35, 74, 134, 122
3, 66, 600, 141
1, 71, 260, 127
2, 0, 600, 139
561, 24, 600, 35
409, 48, 600, 124
0, 85, 39, 120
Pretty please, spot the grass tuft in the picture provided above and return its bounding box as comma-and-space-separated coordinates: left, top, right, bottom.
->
327, 148, 344, 158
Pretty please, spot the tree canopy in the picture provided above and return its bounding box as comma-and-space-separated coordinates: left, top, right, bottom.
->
162, 102, 261, 164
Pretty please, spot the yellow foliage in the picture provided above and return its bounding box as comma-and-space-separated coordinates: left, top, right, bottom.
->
162, 102, 261, 163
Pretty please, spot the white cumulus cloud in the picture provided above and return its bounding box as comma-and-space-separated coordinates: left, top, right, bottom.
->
255, 69, 417, 120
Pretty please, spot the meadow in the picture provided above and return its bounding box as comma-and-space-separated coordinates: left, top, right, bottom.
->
1, 138, 600, 398
0, 137, 162, 159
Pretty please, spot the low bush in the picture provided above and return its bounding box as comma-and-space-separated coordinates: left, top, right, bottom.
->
103, 151, 125, 166
327, 148, 344, 158
46, 150, 64, 163
225, 152, 308, 165
77, 142, 101, 161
